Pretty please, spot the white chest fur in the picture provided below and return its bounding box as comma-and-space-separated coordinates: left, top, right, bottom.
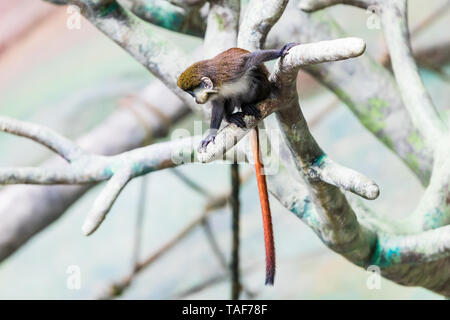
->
218, 75, 250, 98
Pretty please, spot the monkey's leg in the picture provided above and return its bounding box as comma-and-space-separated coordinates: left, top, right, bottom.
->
226, 112, 246, 128
199, 101, 224, 151
224, 98, 247, 128
242, 104, 261, 119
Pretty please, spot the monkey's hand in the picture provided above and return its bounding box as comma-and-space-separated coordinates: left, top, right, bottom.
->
280, 42, 301, 58
198, 133, 216, 152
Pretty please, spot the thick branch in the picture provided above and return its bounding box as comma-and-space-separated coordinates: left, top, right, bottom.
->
264, 116, 450, 296
68, 0, 196, 108
237, 0, 289, 51
204, 0, 240, 58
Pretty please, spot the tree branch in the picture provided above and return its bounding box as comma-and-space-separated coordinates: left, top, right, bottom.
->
379, 0, 447, 148
297, 0, 448, 149
58, 0, 197, 108
204, 0, 240, 58
119, 0, 206, 37
82, 167, 133, 235
0, 116, 84, 162
0, 80, 190, 261
267, 6, 433, 184
0, 114, 253, 234
238, 0, 289, 51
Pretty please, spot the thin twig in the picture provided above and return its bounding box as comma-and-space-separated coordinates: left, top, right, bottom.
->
173, 273, 228, 299
200, 211, 256, 299
99, 205, 216, 299
0, 5, 57, 59
308, 98, 340, 128
170, 168, 212, 198
201, 218, 228, 269
413, 41, 450, 81
410, 0, 450, 38
171, 167, 240, 290
172, 262, 260, 299
131, 176, 148, 272
98, 170, 253, 299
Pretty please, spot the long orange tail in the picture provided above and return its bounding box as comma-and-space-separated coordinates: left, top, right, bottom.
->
250, 127, 275, 285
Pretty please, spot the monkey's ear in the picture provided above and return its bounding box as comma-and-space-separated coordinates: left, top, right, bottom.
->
201, 77, 214, 90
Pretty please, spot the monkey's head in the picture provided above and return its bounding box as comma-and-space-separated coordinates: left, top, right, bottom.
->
177, 48, 250, 104
177, 61, 218, 104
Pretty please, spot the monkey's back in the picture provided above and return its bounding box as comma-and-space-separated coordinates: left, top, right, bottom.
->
218, 49, 271, 104
178, 47, 270, 96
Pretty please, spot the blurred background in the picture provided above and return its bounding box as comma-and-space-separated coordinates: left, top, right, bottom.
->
0, 0, 448, 299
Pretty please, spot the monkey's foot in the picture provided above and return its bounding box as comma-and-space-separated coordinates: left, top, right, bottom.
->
227, 112, 246, 128
281, 42, 301, 58
198, 134, 216, 152
242, 104, 261, 119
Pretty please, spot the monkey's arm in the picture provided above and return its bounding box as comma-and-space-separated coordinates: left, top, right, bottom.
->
199, 100, 224, 151
245, 42, 300, 69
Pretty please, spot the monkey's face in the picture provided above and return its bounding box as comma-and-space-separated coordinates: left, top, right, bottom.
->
187, 77, 218, 104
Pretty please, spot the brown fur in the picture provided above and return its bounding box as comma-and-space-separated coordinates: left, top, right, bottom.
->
177, 48, 257, 91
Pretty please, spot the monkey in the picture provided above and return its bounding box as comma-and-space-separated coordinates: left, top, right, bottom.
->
177, 42, 299, 150
177, 42, 300, 285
